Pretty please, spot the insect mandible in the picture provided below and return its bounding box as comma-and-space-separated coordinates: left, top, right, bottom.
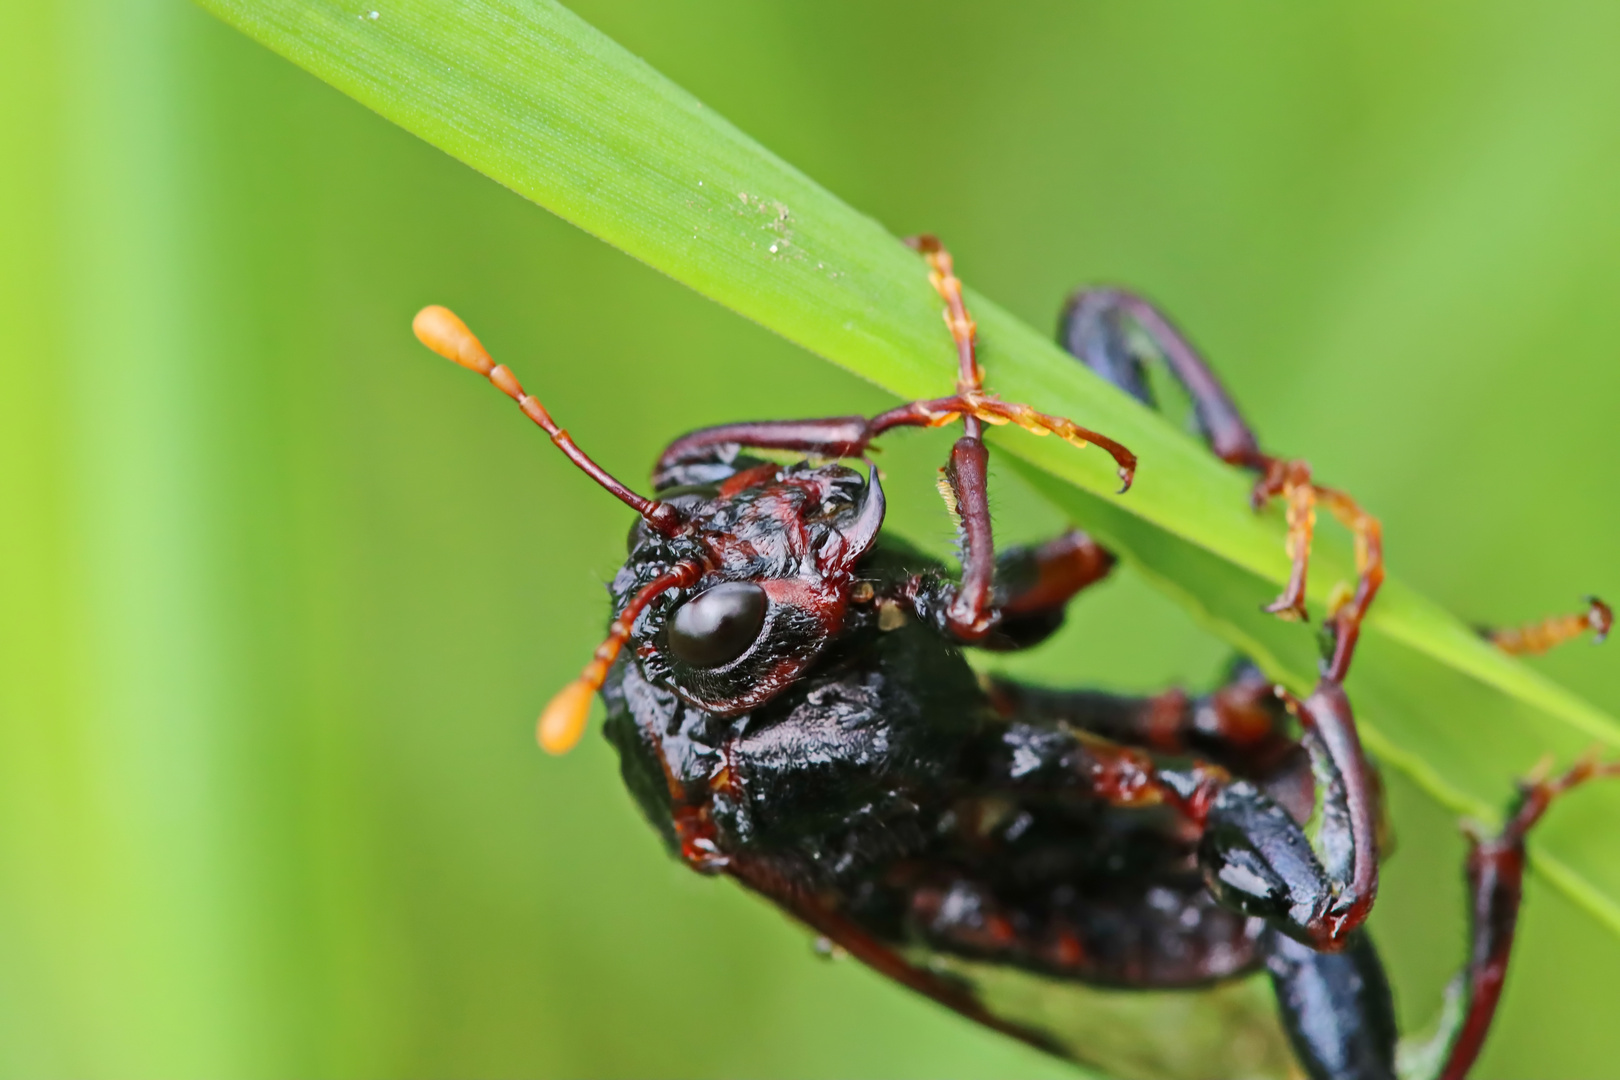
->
412, 237, 1614, 1080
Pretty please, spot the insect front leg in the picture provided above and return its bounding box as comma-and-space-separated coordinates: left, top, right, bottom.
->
654, 238, 1136, 646
900, 236, 1140, 641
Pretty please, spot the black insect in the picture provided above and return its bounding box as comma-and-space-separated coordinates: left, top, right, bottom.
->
412, 238, 1613, 1080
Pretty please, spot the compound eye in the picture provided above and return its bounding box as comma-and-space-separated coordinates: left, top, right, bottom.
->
668, 582, 768, 668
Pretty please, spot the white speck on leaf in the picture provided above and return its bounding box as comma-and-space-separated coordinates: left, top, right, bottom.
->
368, 9, 379, 17
769, 244, 779, 254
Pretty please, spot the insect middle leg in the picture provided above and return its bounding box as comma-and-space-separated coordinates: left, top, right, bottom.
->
974, 680, 1377, 954
982, 660, 1303, 784
1060, 289, 1383, 681
1058, 288, 1386, 950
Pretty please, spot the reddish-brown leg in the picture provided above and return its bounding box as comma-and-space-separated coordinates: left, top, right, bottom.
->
649, 398, 1130, 646
1249, 457, 1317, 622
911, 235, 999, 641
652, 395, 1135, 490
983, 661, 1299, 780
1430, 755, 1620, 1080
1239, 466, 1385, 685
1275, 681, 1382, 946
980, 683, 1375, 953
1240, 465, 1386, 682
1059, 289, 1385, 676
1059, 291, 1388, 950
1315, 485, 1386, 684
997, 530, 1116, 613
1487, 596, 1612, 655
653, 240, 1135, 644
1060, 288, 1265, 468
983, 672, 1387, 954
982, 721, 1233, 825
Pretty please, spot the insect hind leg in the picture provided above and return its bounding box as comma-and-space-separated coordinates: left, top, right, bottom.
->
1402, 754, 1620, 1080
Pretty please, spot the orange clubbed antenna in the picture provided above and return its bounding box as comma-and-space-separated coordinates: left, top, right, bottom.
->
535, 561, 703, 754
538, 679, 597, 755
413, 305, 683, 536
413, 305, 496, 374
413, 307, 703, 753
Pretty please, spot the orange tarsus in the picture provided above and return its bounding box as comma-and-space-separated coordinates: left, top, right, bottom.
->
899, 238, 1137, 493
1253, 458, 1316, 622
907, 235, 982, 393
1250, 457, 1384, 682
1489, 596, 1613, 656
1316, 485, 1385, 683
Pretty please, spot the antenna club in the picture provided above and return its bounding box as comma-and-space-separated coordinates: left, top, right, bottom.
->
413, 305, 495, 375
538, 678, 596, 755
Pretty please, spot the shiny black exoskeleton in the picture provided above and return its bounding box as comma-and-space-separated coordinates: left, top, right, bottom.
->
416, 244, 1614, 1080
599, 456, 1394, 1079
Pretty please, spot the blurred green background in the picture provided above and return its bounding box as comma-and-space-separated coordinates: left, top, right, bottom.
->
5, 1, 1620, 1076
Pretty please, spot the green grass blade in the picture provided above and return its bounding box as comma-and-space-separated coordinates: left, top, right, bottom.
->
199, 0, 1620, 949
